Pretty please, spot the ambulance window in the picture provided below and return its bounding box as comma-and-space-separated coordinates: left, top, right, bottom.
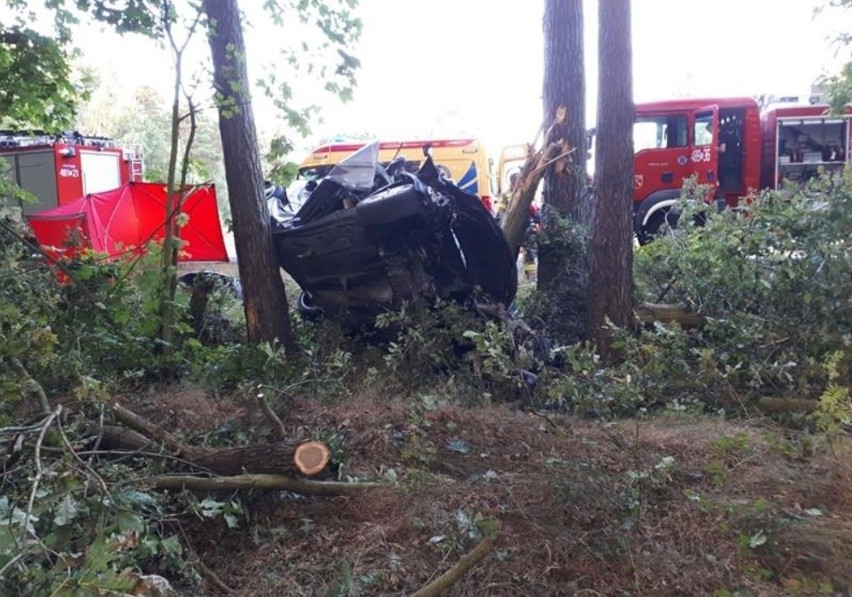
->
437, 164, 452, 180
297, 165, 333, 181
633, 115, 687, 152
380, 160, 421, 173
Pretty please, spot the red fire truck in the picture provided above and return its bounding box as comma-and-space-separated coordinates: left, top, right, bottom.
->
0, 131, 144, 216
631, 97, 851, 243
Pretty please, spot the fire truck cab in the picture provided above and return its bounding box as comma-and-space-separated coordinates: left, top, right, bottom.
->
631, 96, 852, 243
631, 97, 761, 243
0, 131, 144, 216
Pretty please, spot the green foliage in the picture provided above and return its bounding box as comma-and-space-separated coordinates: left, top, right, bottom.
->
634, 168, 852, 408
375, 300, 532, 403
0, 214, 234, 397
518, 210, 590, 344
810, 350, 852, 439
814, 0, 852, 113
357, 168, 851, 421
538, 323, 706, 417
259, 0, 362, 181
0, 411, 196, 594
0, 0, 167, 130
0, 25, 83, 129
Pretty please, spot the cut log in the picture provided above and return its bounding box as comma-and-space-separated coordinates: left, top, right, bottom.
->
106, 404, 332, 477
293, 441, 330, 476
192, 441, 329, 477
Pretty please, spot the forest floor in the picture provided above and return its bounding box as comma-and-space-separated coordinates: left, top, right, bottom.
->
124, 385, 852, 597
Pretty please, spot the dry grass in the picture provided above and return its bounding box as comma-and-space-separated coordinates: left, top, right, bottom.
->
132, 388, 851, 596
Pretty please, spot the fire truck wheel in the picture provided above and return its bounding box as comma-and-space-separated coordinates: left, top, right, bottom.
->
638, 207, 680, 245
297, 290, 324, 320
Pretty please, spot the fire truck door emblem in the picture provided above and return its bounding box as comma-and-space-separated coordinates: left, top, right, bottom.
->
633, 174, 644, 189
677, 155, 688, 166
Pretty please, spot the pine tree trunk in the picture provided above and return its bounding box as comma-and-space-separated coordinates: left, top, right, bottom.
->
203, 0, 295, 351
539, 0, 587, 289
588, 0, 635, 360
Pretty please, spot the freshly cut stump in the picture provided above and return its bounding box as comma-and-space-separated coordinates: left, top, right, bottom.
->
294, 441, 331, 476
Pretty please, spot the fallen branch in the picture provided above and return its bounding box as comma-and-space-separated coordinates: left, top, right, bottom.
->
111, 403, 203, 460
0, 553, 24, 581
9, 357, 51, 415
99, 425, 152, 452
190, 442, 332, 477
635, 302, 703, 327
146, 473, 381, 495
194, 557, 235, 594
22, 406, 62, 545
757, 397, 817, 414
410, 535, 494, 597
256, 394, 287, 438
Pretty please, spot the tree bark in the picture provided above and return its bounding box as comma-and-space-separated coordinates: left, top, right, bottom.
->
203, 0, 295, 352
588, 0, 635, 361
539, 0, 587, 289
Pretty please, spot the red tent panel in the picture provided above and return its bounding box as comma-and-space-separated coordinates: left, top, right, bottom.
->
26, 182, 229, 262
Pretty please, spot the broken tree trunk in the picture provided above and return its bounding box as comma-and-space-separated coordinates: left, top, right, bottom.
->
105, 404, 331, 477
501, 141, 570, 256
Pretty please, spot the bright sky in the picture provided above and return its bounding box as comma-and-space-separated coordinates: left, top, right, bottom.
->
70, 0, 849, 158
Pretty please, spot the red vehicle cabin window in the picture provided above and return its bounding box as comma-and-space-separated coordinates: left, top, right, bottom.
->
634, 115, 688, 152
694, 112, 715, 146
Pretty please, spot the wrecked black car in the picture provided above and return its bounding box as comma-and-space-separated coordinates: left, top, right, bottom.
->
270, 142, 517, 326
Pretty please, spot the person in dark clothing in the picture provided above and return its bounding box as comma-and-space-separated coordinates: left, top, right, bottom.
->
717, 118, 742, 193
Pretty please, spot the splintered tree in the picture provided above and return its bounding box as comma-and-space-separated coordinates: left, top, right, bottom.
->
588, 0, 635, 359
538, 0, 587, 289
497, 0, 588, 342
203, 0, 295, 350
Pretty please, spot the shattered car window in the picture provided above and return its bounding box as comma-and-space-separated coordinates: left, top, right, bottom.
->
325, 141, 381, 192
